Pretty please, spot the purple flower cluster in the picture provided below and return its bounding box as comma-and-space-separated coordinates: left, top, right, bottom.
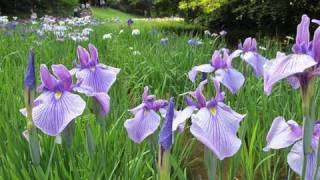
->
21, 44, 120, 136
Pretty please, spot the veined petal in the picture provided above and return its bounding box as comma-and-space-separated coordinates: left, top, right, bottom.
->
263, 117, 302, 151
124, 109, 160, 143
88, 44, 98, 64
188, 64, 214, 82
52, 64, 72, 90
242, 52, 267, 77
190, 108, 242, 160
173, 106, 196, 131
96, 64, 121, 74
264, 54, 316, 95
216, 102, 246, 133
40, 64, 58, 91
76, 66, 118, 93
287, 141, 316, 179
215, 68, 245, 94
32, 91, 86, 136
77, 46, 90, 67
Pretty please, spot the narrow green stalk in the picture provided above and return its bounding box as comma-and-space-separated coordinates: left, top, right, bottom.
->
149, 133, 158, 175
158, 148, 170, 180
45, 142, 56, 179
25, 88, 41, 166
86, 123, 96, 158
301, 80, 316, 180
204, 147, 218, 180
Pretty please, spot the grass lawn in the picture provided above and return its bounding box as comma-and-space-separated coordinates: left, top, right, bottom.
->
0, 8, 302, 180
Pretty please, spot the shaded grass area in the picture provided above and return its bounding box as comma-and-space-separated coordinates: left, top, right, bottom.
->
0, 7, 311, 180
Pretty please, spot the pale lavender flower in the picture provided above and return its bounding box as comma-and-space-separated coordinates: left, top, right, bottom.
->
20, 64, 86, 136
182, 79, 245, 160
124, 87, 167, 143
72, 44, 120, 115
264, 117, 320, 179
188, 49, 245, 93
263, 15, 318, 95
232, 37, 268, 77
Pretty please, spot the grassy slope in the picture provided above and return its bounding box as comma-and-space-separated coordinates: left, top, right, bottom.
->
0, 8, 305, 180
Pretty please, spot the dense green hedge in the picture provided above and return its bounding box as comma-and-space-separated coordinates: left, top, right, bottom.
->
0, 0, 78, 16
178, 0, 320, 34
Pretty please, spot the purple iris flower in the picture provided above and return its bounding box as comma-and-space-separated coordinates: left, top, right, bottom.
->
232, 37, 268, 77
263, 15, 318, 95
72, 44, 120, 115
159, 97, 175, 150
124, 87, 168, 143
264, 117, 320, 179
181, 79, 245, 160
20, 64, 86, 136
188, 49, 245, 93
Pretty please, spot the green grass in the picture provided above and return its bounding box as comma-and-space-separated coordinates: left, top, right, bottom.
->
92, 7, 140, 20
0, 8, 309, 180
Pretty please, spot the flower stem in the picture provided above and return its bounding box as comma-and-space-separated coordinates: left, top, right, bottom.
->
149, 133, 158, 175
158, 148, 170, 180
204, 147, 218, 180
301, 79, 316, 179
45, 142, 56, 179
25, 87, 40, 166
86, 123, 95, 158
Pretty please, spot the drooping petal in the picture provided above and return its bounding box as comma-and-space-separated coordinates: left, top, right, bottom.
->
287, 141, 316, 179
215, 68, 245, 94
241, 52, 267, 77
188, 64, 214, 82
77, 46, 90, 67
93, 93, 110, 115
88, 44, 98, 64
263, 117, 302, 151
190, 107, 242, 160
40, 64, 58, 91
52, 64, 72, 90
75, 66, 118, 93
124, 109, 160, 143
159, 98, 174, 150
263, 54, 316, 95
31, 91, 86, 136
173, 106, 196, 131
216, 102, 246, 133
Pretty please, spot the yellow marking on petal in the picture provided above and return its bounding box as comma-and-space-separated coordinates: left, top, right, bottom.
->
54, 91, 62, 100
210, 107, 216, 115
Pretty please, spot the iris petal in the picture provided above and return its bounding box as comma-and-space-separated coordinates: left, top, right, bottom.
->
263, 117, 302, 151
31, 91, 85, 136
124, 109, 160, 143
215, 68, 245, 94
263, 54, 316, 95
242, 52, 267, 77
190, 107, 243, 160
76, 66, 118, 93
52, 64, 72, 90
188, 64, 214, 82
287, 141, 316, 179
